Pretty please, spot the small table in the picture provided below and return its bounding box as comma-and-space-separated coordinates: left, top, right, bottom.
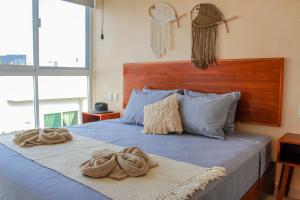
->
276, 133, 300, 200
82, 112, 121, 124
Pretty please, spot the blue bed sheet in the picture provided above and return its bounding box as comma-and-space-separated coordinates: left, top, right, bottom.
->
0, 119, 271, 200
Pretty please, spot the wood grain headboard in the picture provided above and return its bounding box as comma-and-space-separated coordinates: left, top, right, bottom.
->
123, 58, 284, 126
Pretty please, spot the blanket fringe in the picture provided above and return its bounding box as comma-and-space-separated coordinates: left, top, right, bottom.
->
157, 167, 226, 200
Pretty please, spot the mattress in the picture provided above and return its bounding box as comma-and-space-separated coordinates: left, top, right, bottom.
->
0, 119, 271, 200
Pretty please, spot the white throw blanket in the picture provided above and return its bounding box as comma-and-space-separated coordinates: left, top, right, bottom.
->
0, 134, 226, 200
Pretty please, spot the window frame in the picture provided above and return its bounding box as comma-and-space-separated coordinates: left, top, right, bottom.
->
0, 0, 92, 129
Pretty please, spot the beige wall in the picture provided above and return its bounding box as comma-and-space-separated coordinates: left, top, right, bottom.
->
92, 0, 300, 197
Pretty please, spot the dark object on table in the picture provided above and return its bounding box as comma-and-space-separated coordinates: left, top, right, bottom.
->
92, 102, 112, 114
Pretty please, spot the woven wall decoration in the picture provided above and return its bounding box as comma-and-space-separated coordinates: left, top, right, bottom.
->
149, 2, 186, 58
191, 4, 238, 69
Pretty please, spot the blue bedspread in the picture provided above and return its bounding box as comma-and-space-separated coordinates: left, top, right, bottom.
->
0, 119, 271, 200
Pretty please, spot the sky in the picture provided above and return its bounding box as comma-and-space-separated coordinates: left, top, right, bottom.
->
0, 0, 86, 67
0, 0, 33, 64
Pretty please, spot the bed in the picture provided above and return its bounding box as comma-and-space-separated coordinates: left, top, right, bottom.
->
0, 58, 284, 200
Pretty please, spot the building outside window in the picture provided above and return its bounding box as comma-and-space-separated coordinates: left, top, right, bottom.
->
44, 111, 78, 128
0, 55, 27, 65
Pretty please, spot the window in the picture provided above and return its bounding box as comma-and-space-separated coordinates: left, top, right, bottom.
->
0, 1, 92, 134
39, 0, 87, 67
44, 113, 61, 128
63, 111, 78, 126
44, 111, 79, 128
0, 0, 33, 66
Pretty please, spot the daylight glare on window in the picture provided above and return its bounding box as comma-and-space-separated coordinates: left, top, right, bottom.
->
0, 0, 33, 65
39, 0, 86, 67
0, 0, 86, 67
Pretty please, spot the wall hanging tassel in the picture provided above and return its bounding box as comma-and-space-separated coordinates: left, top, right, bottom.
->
149, 2, 186, 58
191, 4, 238, 70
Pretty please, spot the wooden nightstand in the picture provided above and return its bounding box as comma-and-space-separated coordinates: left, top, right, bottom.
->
276, 133, 300, 200
82, 112, 121, 124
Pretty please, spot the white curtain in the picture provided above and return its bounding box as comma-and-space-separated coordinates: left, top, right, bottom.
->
63, 112, 75, 126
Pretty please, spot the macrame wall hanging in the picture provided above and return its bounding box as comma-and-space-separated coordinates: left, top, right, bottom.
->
191, 3, 238, 70
149, 2, 186, 58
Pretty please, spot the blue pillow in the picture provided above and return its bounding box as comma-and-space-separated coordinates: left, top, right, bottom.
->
184, 90, 241, 134
122, 89, 172, 125
143, 87, 184, 95
178, 94, 234, 139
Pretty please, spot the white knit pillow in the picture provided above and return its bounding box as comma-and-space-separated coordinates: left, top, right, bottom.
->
144, 94, 183, 135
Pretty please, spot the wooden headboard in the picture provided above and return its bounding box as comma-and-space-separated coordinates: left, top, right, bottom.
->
123, 58, 284, 126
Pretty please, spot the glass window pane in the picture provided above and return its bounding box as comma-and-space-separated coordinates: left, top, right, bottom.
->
39, 0, 86, 67
44, 113, 62, 128
38, 76, 88, 128
0, 0, 33, 66
63, 111, 78, 126
0, 77, 35, 134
